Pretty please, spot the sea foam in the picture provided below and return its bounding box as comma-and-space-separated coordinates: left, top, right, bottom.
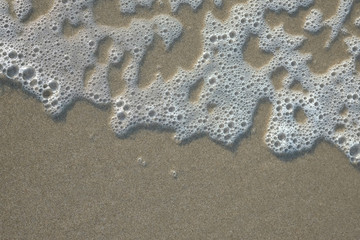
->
1, 0, 360, 166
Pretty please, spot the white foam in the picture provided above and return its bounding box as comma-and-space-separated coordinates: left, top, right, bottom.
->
119, 0, 224, 13
213, 0, 223, 8
0, 0, 181, 115
13, 0, 32, 21
303, 0, 354, 47
354, 16, 360, 28
304, 9, 323, 33
1, 0, 360, 166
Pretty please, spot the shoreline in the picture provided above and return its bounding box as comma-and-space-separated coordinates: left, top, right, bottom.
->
1, 0, 360, 239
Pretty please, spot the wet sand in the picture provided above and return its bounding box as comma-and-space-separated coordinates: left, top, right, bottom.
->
1, 0, 360, 239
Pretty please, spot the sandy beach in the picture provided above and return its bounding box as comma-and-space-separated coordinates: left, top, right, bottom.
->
1, 0, 360, 239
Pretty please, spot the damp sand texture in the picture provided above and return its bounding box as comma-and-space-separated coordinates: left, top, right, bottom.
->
1, 0, 360, 239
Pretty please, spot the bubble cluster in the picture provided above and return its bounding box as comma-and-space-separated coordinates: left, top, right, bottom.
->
1, 0, 360, 166
13, 0, 32, 21
303, 0, 354, 47
304, 9, 323, 33
119, 0, 223, 13
0, 0, 181, 115
112, 0, 312, 145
